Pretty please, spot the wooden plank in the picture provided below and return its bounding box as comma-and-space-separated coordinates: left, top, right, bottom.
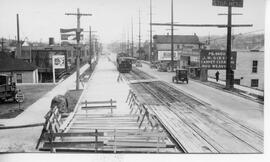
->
44, 132, 104, 138
81, 106, 116, 110
149, 105, 218, 153
106, 141, 168, 148
105, 131, 167, 137
74, 114, 138, 118
40, 146, 179, 153
69, 126, 145, 130
170, 103, 258, 153
73, 121, 139, 124
58, 136, 167, 142
81, 101, 117, 104
43, 141, 104, 148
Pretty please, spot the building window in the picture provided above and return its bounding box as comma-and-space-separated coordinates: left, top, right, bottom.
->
252, 60, 258, 73
16, 74, 22, 83
234, 79, 240, 85
177, 45, 180, 49
67, 51, 71, 57
251, 79, 259, 87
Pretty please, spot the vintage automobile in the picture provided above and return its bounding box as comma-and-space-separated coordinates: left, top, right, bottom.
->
150, 61, 159, 69
157, 62, 169, 72
172, 69, 188, 84
0, 74, 23, 102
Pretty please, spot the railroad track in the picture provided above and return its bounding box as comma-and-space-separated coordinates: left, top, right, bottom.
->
122, 68, 263, 153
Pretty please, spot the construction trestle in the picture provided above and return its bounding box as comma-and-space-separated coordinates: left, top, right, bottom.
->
36, 98, 179, 153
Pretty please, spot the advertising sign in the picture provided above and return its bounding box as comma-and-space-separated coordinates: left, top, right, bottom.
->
158, 51, 178, 61
212, 0, 243, 8
53, 55, 65, 69
200, 50, 237, 69
15, 91, 24, 103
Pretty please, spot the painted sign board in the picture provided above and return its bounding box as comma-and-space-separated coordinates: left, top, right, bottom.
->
53, 55, 65, 69
200, 50, 237, 69
158, 51, 178, 61
15, 91, 24, 103
212, 0, 243, 7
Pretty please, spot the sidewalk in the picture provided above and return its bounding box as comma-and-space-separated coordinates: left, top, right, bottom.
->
208, 77, 264, 96
0, 64, 89, 127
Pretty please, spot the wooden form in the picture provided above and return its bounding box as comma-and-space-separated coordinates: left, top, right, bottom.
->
38, 99, 177, 153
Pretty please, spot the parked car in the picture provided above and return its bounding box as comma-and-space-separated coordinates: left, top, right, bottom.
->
0, 74, 23, 102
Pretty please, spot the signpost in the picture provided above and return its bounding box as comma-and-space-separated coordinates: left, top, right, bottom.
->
200, 50, 237, 69
52, 55, 65, 83
212, 0, 243, 7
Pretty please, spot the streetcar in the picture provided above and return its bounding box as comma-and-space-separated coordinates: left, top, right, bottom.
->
116, 53, 136, 73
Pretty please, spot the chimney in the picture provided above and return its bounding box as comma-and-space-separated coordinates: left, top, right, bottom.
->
49, 37, 54, 46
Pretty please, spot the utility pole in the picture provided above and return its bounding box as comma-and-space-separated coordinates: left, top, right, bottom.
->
1, 38, 5, 52
127, 29, 130, 56
131, 17, 134, 57
225, 6, 233, 89
89, 26, 92, 70
138, 9, 141, 60
149, 0, 153, 62
16, 14, 21, 58
65, 8, 92, 90
84, 26, 97, 70
170, 0, 174, 71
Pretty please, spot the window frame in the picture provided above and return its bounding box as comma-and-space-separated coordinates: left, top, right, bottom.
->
16, 73, 23, 83
251, 79, 259, 87
252, 60, 258, 73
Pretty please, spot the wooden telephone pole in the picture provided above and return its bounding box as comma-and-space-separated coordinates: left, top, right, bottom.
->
131, 17, 134, 57
1, 38, 5, 52
65, 8, 92, 90
170, 0, 174, 71
16, 14, 21, 58
149, 0, 153, 62
83, 26, 97, 70
138, 9, 141, 60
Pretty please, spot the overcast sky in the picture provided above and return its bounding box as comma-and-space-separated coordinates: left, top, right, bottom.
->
0, 0, 265, 44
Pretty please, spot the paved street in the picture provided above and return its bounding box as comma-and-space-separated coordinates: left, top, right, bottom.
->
136, 63, 263, 131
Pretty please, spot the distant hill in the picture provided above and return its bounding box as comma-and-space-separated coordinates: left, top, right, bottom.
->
199, 33, 264, 50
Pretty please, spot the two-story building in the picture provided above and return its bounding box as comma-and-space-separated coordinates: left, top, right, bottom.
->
208, 47, 264, 90
153, 34, 203, 69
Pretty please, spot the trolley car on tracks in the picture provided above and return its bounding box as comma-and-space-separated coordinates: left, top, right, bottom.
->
116, 53, 136, 73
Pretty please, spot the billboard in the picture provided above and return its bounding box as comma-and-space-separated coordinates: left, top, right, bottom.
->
212, 0, 243, 8
158, 51, 178, 61
200, 50, 237, 69
52, 55, 65, 69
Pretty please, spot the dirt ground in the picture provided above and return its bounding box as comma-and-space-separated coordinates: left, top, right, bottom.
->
0, 84, 55, 119
64, 89, 83, 113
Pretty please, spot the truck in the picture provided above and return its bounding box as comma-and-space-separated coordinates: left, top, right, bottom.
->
0, 74, 23, 103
